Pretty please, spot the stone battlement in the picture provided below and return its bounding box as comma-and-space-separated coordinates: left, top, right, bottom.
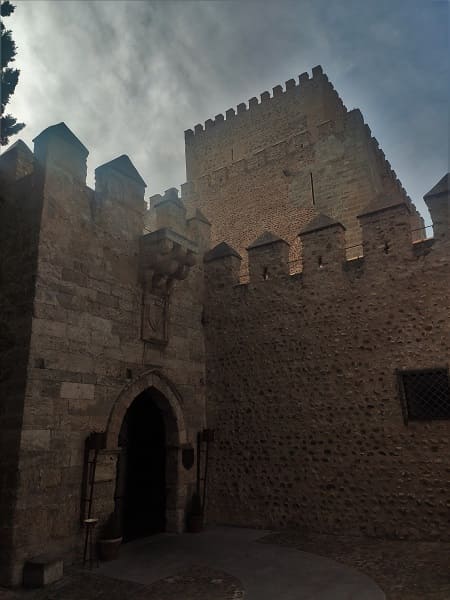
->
182, 66, 425, 271
0, 123, 210, 250
185, 65, 346, 140
205, 194, 447, 286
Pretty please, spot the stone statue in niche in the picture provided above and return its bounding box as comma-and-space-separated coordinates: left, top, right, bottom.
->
139, 227, 198, 346
141, 291, 168, 345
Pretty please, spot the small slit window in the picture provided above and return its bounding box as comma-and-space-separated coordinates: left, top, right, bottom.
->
398, 368, 450, 422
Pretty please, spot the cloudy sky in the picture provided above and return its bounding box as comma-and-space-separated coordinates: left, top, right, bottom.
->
4, 0, 449, 223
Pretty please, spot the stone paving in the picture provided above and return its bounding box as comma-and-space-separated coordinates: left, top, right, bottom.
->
2, 527, 448, 599
0, 565, 243, 600
261, 530, 450, 600
88, 527, 384, 599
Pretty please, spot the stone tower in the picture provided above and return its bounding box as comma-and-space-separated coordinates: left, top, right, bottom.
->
182, 65, 423, 277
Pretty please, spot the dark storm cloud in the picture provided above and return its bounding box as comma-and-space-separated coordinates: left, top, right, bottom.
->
6, 0, 449, 222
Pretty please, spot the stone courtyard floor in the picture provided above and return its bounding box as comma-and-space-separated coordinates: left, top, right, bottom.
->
262, 530, 450, 600
0, 526, 448, 599
0, 565, 244, 600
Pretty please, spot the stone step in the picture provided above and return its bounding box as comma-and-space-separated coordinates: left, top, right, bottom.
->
23, 555, 63, 588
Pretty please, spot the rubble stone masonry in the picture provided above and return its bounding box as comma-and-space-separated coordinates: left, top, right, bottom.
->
204, 198, 449, 540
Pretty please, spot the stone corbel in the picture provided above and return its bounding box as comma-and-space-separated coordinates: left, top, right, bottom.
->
139, 228, 198, 345
139, 228, 198, 296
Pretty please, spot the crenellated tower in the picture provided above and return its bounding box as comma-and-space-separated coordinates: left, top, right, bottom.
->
182, 65, 424, 276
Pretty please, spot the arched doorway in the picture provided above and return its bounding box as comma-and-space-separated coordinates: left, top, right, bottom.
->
117, 388, 167, 541
106, 369, 189, 535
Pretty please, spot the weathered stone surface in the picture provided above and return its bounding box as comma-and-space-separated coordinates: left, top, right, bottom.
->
184, 66, 424, 274
20, 430, 51, 452
0, 67, 448, 591
0, 122, 207, 586
204, 205, 449, 540
60, 383, 95, 400
22, 556, 63, 588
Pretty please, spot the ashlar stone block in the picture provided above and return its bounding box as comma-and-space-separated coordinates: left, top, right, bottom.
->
23, 555, 63, 588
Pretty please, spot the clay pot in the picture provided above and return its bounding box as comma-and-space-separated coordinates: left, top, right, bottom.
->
98, 537, 123, 561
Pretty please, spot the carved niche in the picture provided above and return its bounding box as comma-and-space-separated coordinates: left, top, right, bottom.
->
141, 292, 168, 345
139, 228, 197, 346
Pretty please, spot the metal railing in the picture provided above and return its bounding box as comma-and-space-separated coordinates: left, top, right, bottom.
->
411, 224, 433, 243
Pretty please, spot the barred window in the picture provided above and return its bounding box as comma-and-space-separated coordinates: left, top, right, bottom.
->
398, 368, 450, 422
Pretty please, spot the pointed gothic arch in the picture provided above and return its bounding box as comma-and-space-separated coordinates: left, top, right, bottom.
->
106, 369, 188, 533
106, 369, 187, 449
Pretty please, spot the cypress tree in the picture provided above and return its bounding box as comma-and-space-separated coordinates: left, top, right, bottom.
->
1, 0, 25, 146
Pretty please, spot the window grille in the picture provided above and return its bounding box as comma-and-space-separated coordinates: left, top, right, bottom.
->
398, 368, 450, 422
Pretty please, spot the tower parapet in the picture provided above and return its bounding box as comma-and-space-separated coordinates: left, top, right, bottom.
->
95, 154, 146, 236
33, 122, 88, 185
204, 242, 241, 286
247, 231, 290, 282
358, 196, 412, 264
95, 155, 146, 210
151, 187, 187, 236
187, 208, 211, 251
205, 197, 438, 290
0, 140, 34, 183
184, 65, 348, 181
424, 173, 449, 242
185, 65, 346, 144
299, 215, 346, 278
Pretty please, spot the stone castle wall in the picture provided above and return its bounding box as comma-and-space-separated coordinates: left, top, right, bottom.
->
183, 66, 423, 276
0, 67, 447, 588
0, 142, 41, 585
203, 204, 450, 540
0, 125, 208, 585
